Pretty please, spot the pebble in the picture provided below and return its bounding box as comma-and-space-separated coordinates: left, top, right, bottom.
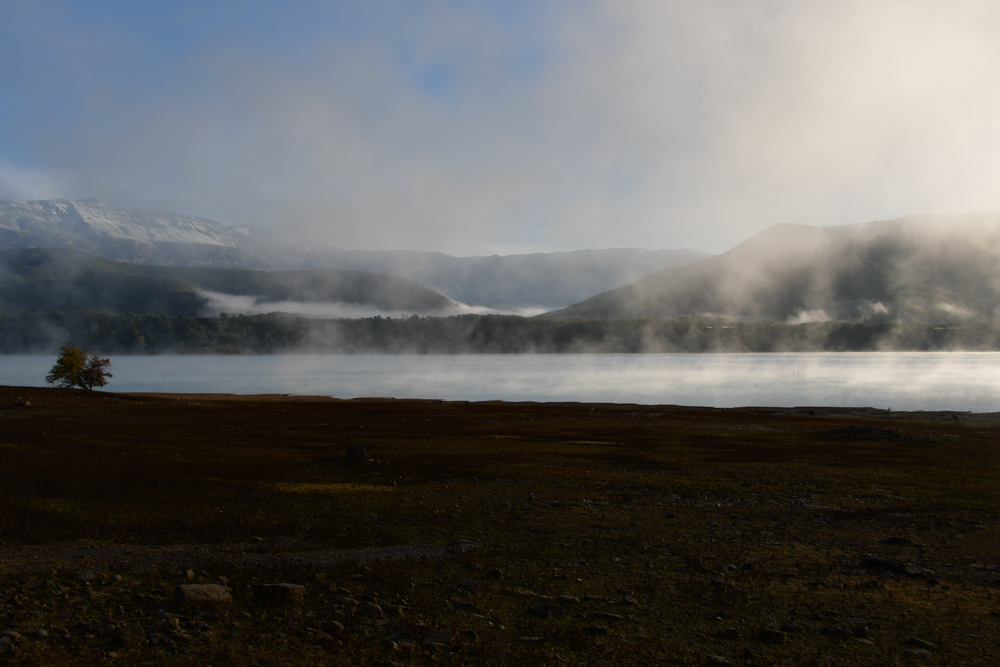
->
907, 637, 935, 650
527, 603, 563, 618
360, 602, 384, 618
757, 629, 786, 644
485, 567, 504, 580
556, 595, 580, 604
704, 656, 733, 666
582, 625, 608, 635
173, 584, 232, 607
253, 583, 305, 604
592, 612, 623, 622
458, 580, 478, 594
111, 623, 146, 648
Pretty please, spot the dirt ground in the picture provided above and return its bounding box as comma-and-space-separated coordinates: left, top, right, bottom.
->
0, 385, 997, 665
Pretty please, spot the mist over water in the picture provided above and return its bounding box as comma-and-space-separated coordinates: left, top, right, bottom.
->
3, 353, 999, 411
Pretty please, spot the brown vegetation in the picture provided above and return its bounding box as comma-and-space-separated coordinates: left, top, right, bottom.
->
0, 386, 997, 665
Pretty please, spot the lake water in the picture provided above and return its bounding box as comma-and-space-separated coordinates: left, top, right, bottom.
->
2, 353, 999, 411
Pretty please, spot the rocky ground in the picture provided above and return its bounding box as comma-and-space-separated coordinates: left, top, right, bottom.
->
0, 387, 998, 665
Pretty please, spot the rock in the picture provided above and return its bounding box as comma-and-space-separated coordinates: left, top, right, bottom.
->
905, 648, 931, 658
173, 584, 232, 607
384, 628, 414, 643
452, 599, 475, 611
715, 628, 739, 639
757, 629, 786, 644
484, 567, 503, 580
253, 583, 305, 605
593, 612, 623, 622
381, 601, 405, 617
344, 442, 368, 463
360, 602, 384, 618
906, 637, 935, 650
423, 630, 455, 648
32, 628, 48, 638
77, 570, 98, 582
705, 656, 733, 666
622, 595, 638, 606
527, 603, 563, 618
582, 625, 608, 635
0, 637, 10, 653
457, 579, 478, 594
556, 595, 580, 604
111, 623, 146, 648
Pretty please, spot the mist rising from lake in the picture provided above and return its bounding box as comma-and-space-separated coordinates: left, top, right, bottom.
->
3, 353, 998, 411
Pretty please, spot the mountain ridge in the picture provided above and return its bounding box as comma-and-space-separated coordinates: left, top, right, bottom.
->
0, 198, 711, 309
0, 247, 456, 317
541, 213, 1000, 322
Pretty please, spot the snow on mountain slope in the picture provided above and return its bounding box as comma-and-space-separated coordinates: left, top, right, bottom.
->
0, 198, 713, 309
0, 198, 246, 247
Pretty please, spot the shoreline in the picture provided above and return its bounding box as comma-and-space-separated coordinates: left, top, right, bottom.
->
5, 383, 997, 421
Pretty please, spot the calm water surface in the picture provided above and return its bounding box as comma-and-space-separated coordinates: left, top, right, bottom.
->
2, 353, 998, 411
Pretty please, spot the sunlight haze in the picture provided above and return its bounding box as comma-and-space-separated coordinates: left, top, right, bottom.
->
2, 1, 999, 255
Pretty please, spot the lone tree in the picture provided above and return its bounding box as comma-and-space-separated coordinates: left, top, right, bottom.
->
45, 346, 113, 390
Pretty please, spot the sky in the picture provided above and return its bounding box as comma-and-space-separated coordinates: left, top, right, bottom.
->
2, 1, 1000, 256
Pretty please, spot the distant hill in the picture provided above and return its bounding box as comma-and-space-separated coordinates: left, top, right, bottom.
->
317, 247, 712, 310
0, 198, 710, 309
542, 214, 1000, 322
0, 248, 456, 317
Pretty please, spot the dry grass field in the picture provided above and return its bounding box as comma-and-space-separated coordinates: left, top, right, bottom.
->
0, 385, 998, 665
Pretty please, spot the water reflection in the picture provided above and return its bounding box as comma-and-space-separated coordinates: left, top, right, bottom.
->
2, 353, 998, 411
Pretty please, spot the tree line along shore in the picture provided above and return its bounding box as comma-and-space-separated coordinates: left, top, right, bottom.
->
2, 310, 998, 354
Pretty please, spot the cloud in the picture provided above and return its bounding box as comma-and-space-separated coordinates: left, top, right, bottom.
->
198, 290, 544, 319
2, 1, 1000, 254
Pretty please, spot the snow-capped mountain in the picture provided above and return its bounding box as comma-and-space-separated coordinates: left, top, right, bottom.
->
0, 198, 711, 309
0, 198, 278, 267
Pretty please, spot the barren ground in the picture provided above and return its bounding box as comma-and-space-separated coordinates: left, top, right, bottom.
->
0, 386, 998, 665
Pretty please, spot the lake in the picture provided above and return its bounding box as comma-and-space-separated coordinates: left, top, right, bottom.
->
2, 353, 998, 411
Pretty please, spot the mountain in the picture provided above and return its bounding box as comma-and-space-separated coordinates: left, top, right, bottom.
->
309, 247, 712, 310
0, 247, 456, 317
0, 198, 710, 309
542, 214, 1000, 322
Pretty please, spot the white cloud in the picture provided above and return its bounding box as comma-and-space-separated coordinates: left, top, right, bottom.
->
4, 1, 1000, 254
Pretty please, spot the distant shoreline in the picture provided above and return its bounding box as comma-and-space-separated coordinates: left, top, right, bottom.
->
5, 385, 997, 422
